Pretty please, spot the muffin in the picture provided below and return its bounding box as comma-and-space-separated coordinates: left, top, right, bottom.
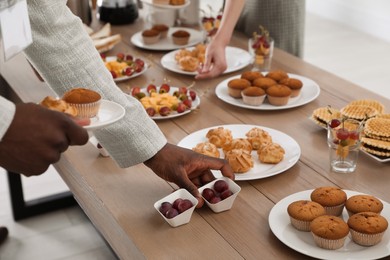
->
310, 215, 349, 250
192, 142, 220, 158
241, 87, 266, 106
310, 187, 347, 216
172, 30, 190, 45
241, 71, 263, 83
252, 77, 277, 91
151, 24, 169, 38
142, 29, 160, 44
266, 70, 289, 82
170, 0, 185, 5
224, 149, 253, 173
62, 88, 101, 118
153, 0, 169, 4
348, 212, 388, 246
245, 127, 273, 150
266, 84, 292, 106
280, 78, 303, 97
227, 78, 251, 98
257, 142, 285, 164
345, 194, 383, 217
287, 200, 326, 231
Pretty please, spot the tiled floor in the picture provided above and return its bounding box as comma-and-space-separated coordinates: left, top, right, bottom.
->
1, 11, 390, 260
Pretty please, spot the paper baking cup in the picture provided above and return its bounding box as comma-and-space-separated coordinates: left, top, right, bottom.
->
311, 232, 347, 250
289, 217, 311, 232
68, 100, 101, 118
350, 229, 386, 246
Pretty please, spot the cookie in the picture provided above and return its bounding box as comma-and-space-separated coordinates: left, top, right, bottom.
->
348, 99, 385, 114
311, 107, 341, 128
340, 104, 379, 121
361, 137, 390, 157
364, 118, 390, 141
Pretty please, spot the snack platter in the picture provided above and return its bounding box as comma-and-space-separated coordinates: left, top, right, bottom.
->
104, 56, 148, 82
269, 189, 390, 260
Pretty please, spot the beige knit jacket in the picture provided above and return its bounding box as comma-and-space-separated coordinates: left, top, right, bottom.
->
23, 0, 166, 168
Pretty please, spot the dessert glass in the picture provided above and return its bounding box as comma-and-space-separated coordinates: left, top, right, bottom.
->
248, 37, 274, 72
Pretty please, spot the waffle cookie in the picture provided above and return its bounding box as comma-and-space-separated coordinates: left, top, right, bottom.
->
311, 107, 341, 128
348, 99, 385, 114
364, 118, 390, 141
340, 104, 379, 121
361, 137, 390, 157
377, 114, 390, 120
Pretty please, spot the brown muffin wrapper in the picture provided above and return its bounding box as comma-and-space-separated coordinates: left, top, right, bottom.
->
68, 100, 101, 118
350, 229, 385, 246
311, 232, 347, 250
289, 216, 311, 232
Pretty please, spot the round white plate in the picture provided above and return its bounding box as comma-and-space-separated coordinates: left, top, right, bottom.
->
105, 56, 148, 82
136, 86, 200, 120
131, 27, 205, 51
269, 189, 390, 260
215, 73, 321, 110
84, 100, 125, 130
141, 0, 190, 9
161, 46, 252, 75
177, 124, 301, 180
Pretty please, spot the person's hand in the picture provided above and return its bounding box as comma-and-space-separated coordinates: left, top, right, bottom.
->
144, 143, 234, 207
0, 103, 89, 176
195, 41, 228, 80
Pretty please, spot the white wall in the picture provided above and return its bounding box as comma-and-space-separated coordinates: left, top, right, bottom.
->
306, 0, 390, 42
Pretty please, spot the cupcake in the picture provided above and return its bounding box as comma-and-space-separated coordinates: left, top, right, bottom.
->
227, 78, 251, 98
241, 71, 263, 83
280, 78, 303, 97
142, 29, 160, 44
151, 24, 169, 38
266, 84, 292, 106
266, 70, 289, 82
345, 194, 383, 217
172, 30, 190, 45
348, 212, 388, 246
252, 77, 277, 91
241, 87, 266, 106
310, 215, 349, 250
310, 187, 347, 216
62, 88, 101, 118
287, 200, 326, 231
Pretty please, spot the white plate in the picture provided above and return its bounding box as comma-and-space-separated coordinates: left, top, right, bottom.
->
161, 46, 252, 75
141, 0, 190, 9
105, 56, 148, 82
269, 189, 390, 260
215, 73, 321, 110
84, 100, 125, 130
177, 124, 301, 180
136, 86, 200, 120
131, 27, 205, 51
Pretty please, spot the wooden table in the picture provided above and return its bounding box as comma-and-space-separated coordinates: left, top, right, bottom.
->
1, 13, 390, 260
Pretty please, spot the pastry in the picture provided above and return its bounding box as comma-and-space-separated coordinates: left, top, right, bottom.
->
151, 24, 169, 38
310, 215, 349, 250
266, 70, 289, 82
227, 78, 251, 98
252, 77, 277, 91
241, 87, 266, 106
310, 187, 347, 216
245, 127, 273, 150
363, 118, 390, 141
206, 127, 233, 148
222, 138, 252, 154
142, 29, 160, 44
224, 149, 253, 173
361, 137, 390, 157
172, 30, 190, 45
348, 212, 388, 246
240, 71, 263, 83
310, 107, 341, 128
279, 77, 303, 97
266, 84, 292, 106
345, 194, 383, 217
40, 96, 78, 117
192, 142, 220, 158
178, 56, 199, 72
340, 104, 379, 121
62, 88, 101, 118
348, 99, 385, 114
287, 200, 326, 231
257, 142, 285, 164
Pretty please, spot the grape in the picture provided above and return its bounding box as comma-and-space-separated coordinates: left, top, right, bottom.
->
189, 90, 197, 101
202, 188, 215, 202
336, 128, 349, 140
214, 180, 229, 193
146, 107, 156, 117
349, 130, 360, 140
220, 189, 233, 200
177, 199, 193, 213
329, 119, 341, 128
159, 202, 172, 215
165, 208, 179, 219
159, 106, 171, 116
172, 198, 183, 210
209, 196, 221, 204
